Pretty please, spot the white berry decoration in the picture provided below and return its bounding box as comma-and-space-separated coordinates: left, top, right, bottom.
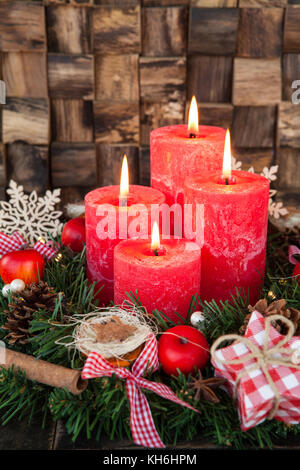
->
190, 311, 205, 327
10, 279, 26, 294
2, 284, 12, 298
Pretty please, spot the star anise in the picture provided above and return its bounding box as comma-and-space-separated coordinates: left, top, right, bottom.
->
189, 370, 226, 403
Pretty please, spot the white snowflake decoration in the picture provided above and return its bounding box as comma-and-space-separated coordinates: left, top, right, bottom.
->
0, 180, 63, 244
232, 158, 288, 220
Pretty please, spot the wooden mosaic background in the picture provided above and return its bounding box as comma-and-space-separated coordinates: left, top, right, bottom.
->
0, 0, 299, 210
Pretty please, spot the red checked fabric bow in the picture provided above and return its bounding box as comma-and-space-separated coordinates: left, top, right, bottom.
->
82, 334, 198, 448
289, 245, 300, 265
0, 232, 58, 260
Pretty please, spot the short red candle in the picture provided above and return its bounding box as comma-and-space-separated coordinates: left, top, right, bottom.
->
184, 170, 270, 305
85, 185, 165, 305
114, 238, 201, 323
150, 125, 225, 207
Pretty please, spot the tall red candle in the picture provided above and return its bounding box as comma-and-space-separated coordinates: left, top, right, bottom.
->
85, 185, 165, 305
184, 170, 269, 305
114, 235, 201, 323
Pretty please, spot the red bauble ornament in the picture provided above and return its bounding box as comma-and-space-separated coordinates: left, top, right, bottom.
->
158, 325, 209, 377
293, 262, 300, 285
0, 249, 45, 285
61, 217, 86, 252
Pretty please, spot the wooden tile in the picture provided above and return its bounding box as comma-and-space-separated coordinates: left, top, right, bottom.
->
188, 56, 232, 103
3, 98, 49, 145
232, 148, 274, 172
239, 0, 288, 5
191, 0, 237, 5
237, 8, 283, 57
94, 102, 139, 143
46, 5, 92, 54
0, 2, 46, 51
0, 143, 6, 200
142, 7, 187, 57
95, 1, 138, 4
95, 55, 139, 102
51, 99, 94, 142
48, 54, 94, 99
143, 1, 189, 5
282, 54, 300, 100
233, 58, 281, 105
59, 186, 93, 211
2, 52, 47, 98
93, 6, 141, 54
140, 98, 185, 146
184, 102, 233, 129
139, 147, 150, 186
231, 106, 276, 148
140, 57, 186, 100
189, 8, 239, 55
283, 7, 300, 52
278, 102, 300, 148
51, 143, 97, 187
277, 147, 300, 190
6, 142, 48, 194
96, 144, 139, 186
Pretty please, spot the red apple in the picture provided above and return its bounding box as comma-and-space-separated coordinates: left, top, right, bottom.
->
0, 249, 45, 285
158, 325, 209, 377
293, 262, 300, 285
61, 217, 86, 252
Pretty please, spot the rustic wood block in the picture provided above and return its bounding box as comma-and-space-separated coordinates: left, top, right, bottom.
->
282, 54, 300, 100
231, 106, 276, 148
140, 57, 186, 100
6, 142, 48, 194
237, 8, 283, 58
232, 148, 274, 173
189, 8, 238, 55
51, 143, 97, 187
59, 186, 92, 212
142, 7, 187, 57
277, 147, 300, 190
233, 58, 281, 105
278, 102, 300, 148
48, 54, 94, 99
46, 5, 92, 54
51, 99, 93, 142
93, 6, 141, 54
95, 1, 138, 5
95, 55, 139, 102
139, 147, 150, 186
94, 102, 139, 143
140, 98, 185, 146
188, 56, 232, 103
191, 0, 237, 5
184, 103, 233, 129
283, 7, 300, 52
0, 143, 6, 200
239, 0, 288, 5
2, 52, 47, 98
96, 144, 139, 186
3, 98, 49, 145
143, 1, 189, 5
0, 2, 46, 51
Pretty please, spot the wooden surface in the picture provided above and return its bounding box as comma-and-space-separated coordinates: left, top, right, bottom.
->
0, 0, 299, 203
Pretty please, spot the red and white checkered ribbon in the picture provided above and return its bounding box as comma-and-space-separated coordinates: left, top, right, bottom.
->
0, 232, 58, 260
82, 334, 199, 448
289, 245, 300, 265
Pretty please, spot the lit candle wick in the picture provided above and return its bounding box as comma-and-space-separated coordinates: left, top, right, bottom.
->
151, 222, 160, 256
119, 154, 129, 207
188, 96, 199, 139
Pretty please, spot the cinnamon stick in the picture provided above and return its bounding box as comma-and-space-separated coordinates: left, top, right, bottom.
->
0, 347, 87, 395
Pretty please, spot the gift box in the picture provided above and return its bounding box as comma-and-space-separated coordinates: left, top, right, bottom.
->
211, 311, 300, 430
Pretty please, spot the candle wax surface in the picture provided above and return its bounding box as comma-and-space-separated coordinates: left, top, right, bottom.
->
85, 185, 165, 305
184, 170, 270, 305
114, 238, 201, 322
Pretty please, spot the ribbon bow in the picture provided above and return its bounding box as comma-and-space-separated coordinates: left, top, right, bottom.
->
211, 314, 300, 421
289, 245, 300, 265
82, 334, 198, 448
0, 232, 58, 260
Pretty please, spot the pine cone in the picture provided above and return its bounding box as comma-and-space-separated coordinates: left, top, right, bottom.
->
239, 298, 300, 336
2, 281, 65, 345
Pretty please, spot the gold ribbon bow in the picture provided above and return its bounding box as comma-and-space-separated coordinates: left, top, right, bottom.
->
211, 314, 300, 420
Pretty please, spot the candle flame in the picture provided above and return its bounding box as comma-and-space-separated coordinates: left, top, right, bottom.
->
223, 129, 231, 179
120, 154, 129, 197
151, 222, 160, 251
188, 96, 199, 134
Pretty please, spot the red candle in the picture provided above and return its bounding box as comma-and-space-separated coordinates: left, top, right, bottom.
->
114, 223, 201, 322
150, 97, 225, 208
184, 131, 270, 305
85, 157, 165, 305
